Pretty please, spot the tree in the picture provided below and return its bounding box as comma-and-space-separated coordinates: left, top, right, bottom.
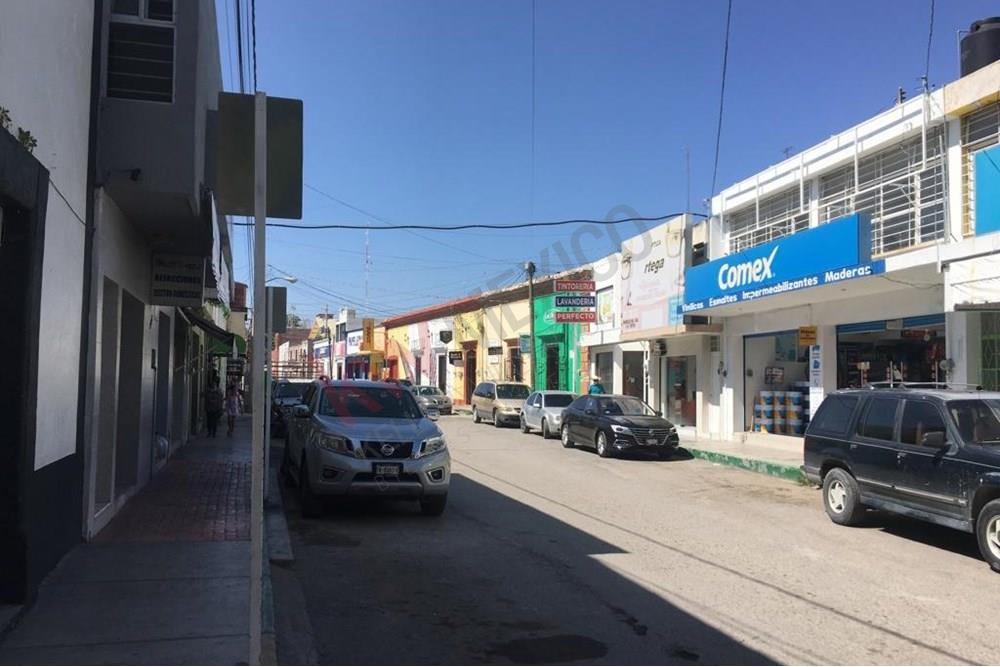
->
286, 313, 304, 328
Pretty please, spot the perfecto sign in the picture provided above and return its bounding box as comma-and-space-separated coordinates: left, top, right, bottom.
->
681, 213, 885, 313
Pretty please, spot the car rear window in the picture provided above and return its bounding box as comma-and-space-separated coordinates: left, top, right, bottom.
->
544, 394, 574, 408
808, 394, 859, 435
857, 397, 900, 441
274, 383, 308, 399
497, 384, 530, 400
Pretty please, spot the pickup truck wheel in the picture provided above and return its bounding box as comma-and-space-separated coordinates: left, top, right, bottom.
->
520, 415, 529, 433
561, 424, 574, 448
420, 494, 447, 517
473, 407, 481, 424
975, 499, 1000, 572
822, 468, 864, 526
541, 419, 551, 439
299, 457, 323, 519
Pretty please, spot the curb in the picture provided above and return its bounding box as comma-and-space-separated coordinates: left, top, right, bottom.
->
684, 446, 807, 484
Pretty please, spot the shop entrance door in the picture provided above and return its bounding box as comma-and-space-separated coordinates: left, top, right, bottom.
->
623, 351, 644, 399
437, 354, 447, 392
664, 356, 697, 427
464, 348, 477, 404
414, 356, 422, 384
545, 345, 560, 390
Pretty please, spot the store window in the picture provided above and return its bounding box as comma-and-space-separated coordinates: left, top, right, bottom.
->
595, 352, 613, 391
744, 332, 810, 434
837, 318, 946, 388
982, 313, 1000, 391
664, 356, 696, 428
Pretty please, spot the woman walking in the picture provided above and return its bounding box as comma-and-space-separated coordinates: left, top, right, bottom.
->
225, 383, 242, 436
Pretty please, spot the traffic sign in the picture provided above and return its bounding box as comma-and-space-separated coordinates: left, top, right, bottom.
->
554, 279, 595, 293
555, 311, 597, 323
555, 295, 596, 308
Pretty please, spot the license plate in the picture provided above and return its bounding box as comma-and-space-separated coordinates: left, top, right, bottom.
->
646, 438, 660, 446
373, 463, 402, 477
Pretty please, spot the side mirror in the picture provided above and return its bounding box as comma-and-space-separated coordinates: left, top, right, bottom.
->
293, 404, 311, 419
921, 430, 947, 448
486, 393, 495, 400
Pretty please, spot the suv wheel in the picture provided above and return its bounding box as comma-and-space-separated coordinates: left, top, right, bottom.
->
299, 457, 323, 519
975, 499, 1000, 572
822, 468, 865, 526
596, 431, 612, 458
520, 415, 529, 433
541, 419, 550, 439
420, 494, 447, 517
561, 424, 574, 448
473, 407, 481, 424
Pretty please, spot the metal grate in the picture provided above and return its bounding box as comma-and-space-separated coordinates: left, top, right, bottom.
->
961, 101, 1000, 236
818, 127, 946, 256
982, 312, 1000, 392
727, 186, 809, 253
107, 21, 174, 103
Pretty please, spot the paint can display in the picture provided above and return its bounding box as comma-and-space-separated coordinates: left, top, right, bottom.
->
786, 391, 803, 406
788, 418, 804, 434
756, 416, 773, 433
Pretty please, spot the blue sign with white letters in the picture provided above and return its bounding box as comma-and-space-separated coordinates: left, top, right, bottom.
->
681, 213, 885, 313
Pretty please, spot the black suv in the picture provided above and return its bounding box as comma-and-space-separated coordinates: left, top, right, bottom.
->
803, 384, 1000, 571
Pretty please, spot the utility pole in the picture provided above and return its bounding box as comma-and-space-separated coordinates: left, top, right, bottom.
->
325, 304, 332, 377
525, 261, 536, 389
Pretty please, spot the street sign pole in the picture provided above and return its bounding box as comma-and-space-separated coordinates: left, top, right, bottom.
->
249, 91, 267, 667
525, 261, 536, 388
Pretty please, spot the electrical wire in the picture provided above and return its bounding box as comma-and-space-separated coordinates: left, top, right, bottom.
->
233, 212, 701, 231
923, 0, 935, 86
234, 0, 245, 93
251, 0, 258, 91
709, 0, 732, 200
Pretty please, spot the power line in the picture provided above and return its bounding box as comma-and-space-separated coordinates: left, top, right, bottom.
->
709, 0, 733, 200
234, 0, 245, 93
251, 0, 258, 91
923, 0, 935, 86
234, 212, 702, 231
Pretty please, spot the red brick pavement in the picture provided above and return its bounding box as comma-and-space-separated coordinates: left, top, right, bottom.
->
95, 437, 251, 543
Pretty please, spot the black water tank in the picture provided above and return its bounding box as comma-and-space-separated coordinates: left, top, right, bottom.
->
961, 17, 1000, 76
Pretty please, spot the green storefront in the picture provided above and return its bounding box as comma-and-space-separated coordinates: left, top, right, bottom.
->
533, 294, 582, 393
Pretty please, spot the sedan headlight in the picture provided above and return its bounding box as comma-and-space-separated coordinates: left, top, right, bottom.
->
610, 424, 632, 435
317, 434, 352, 455
417, 435, 447, 458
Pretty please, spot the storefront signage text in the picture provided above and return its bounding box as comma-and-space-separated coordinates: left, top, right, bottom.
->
555, 311, 597, 323
682, 213, 883, 313
555, 295, 596, 308
798, 326, 817, 347
554, 279, 595, 292
448, 350, 464, 365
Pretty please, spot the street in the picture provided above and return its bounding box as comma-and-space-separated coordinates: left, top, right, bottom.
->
275, 416, 1000, 665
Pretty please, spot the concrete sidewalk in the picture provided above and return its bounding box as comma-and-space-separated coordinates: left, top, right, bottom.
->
680, 434, 807, 483
0, 418, 255, 665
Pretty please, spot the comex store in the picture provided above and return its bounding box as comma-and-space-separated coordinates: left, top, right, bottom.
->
682, 213, 948, 443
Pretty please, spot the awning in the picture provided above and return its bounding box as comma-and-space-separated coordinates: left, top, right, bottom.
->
183, 307, 245, 357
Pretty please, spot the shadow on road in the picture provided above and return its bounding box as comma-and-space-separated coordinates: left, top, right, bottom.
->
279, 472, 778, 665
857, 511, 981, 561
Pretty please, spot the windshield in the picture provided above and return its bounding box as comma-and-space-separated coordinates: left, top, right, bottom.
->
416, 386, 443, 396
948, 399, 1000, 444
497, 384, 530, 400
544, 394, 574, 408
319, 386, 423, 419
600, 396, 656, 417
274, 383, 308, 399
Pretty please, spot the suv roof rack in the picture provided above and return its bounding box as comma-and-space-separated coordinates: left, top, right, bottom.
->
865, 381, 984, 391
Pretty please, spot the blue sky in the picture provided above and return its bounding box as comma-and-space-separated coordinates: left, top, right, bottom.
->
219, 0, 996, 320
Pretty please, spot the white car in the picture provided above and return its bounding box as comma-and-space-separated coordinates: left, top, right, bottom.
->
520, 390, 576, 438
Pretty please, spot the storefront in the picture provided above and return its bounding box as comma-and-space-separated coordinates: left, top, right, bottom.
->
683, 213, 947, 440
532, 294, 582, 393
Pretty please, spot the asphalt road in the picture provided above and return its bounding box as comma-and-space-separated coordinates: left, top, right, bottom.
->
275, 415, 1000, 665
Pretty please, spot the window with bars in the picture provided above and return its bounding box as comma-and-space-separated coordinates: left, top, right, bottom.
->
961, 101, 1000, 236
726, 186, 808, 253
982, 312, 1000, 391
818, 126, 946, 256
108, 0, 175, 103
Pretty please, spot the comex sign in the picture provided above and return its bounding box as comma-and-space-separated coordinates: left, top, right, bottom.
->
682, 213, 885, 313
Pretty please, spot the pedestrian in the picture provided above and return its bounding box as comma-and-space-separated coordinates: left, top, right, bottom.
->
205, 381, 224, 438
588, 376, 605, 395
225, 383, 242, 436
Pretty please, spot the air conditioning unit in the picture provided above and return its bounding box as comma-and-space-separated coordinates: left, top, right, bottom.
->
653, 340, 667, 356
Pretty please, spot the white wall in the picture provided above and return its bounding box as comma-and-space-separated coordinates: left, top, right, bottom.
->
0, 1, 95, 469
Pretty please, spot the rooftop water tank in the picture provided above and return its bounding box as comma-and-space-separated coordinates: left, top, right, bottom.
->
961, 17, 1000, 76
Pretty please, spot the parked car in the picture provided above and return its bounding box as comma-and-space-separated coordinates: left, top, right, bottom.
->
521, 390, 575, 438
471, 381, 531, 427
412, 385, 453, 415
803, 384, 1000, 571
281, 380, 450, 517
270, 379, 312, 437
560, 394, 679, 459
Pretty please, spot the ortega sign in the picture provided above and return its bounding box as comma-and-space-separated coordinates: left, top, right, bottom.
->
682, 213, 885, 313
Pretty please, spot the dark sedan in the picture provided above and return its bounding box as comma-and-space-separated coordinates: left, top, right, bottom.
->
560, 394, 679, 459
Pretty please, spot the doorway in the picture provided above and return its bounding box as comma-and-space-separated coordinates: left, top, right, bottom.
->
545, 345, 560, 390
437, 354, 447, 392
154, 312, 170, 461
464, 346, 477, 404
623, 351, 644, 399
115, 290, 145, 495
664, 356, 697, 427
414, 356, 422, 385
